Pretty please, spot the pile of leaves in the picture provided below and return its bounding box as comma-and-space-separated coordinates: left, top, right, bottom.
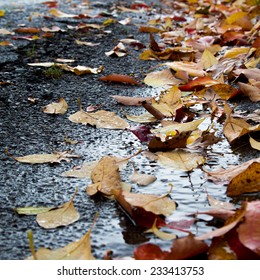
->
1, 0, 260, 260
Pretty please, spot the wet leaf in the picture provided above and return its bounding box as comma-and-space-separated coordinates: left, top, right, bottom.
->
226, 162, 260, 196
14, 151, 80, 164
207, 194, 236, 210
125, 112, 157, 123
208, 237, 237, 260
14, 207, 53, 215
69, 109, 129, 129
237, 201, 260, 255
128, 125, 154, 142
27, 217, 96, 260
99, 74, 139, 85
42, 97, 68, 115
129, 168, 157, 186
205, 157, 260, 183
36, 190, 80, 229
86, 156, 123, 197
156, 150, 206, 171
148, 131, 191, 152
145, 219, 176, 240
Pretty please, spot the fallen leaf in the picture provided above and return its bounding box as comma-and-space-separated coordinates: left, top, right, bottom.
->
200, 48, 218, 68
233, 68, 260, 82
111, 95, 152, 106
156, 150, 206, 171
105, 42, 127, 57
14, 151, 80, 164
36, 190, 80, 229
61, 161, 98, 178
75, 40, 100, 46
165, 61, 206, 77
208, 237, 237, 260
0, 10, 5, 17
205, 157, 260, 183
14, 27, 41, 33
99, 74, 139, 85
0, 28, 14, 35
125, 112, 157, 123
27, 216, 96, 260
145, 219, 176, 240
194, 84, 238, 100
69, 109, 129, 129
178, 76, 219, 91
226, 162, 260, 196
49, 8, 77, 18
128, 125, 154, 142
14, 207, 53, 215
86, 156, 123, 197
207, 194, 236, 210
237, 201, 260, 255
129, 168, 157, 186
238, 82, 260, 102
42, 97, 68, 115
249, 136, 260, 151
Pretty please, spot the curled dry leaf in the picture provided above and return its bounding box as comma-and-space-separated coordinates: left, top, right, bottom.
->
36, 190, 80, 229
165, 61, 206, 77
238, 82, 260, 102
14, 207, 53, 215
249, 136, 260, 151
69, 109, 129, 129
145, 219, 176, 240
27, 216, 96, 260
105, 42, 127, 57
42, 97, 68, 115
14, 151, 80, 164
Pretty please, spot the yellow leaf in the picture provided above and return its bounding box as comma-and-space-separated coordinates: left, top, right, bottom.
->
226, 162, 260, 196
14, 207, 53, 215
42, 97, 68, 115
224, 47, 251, 58
249, 137, 260, 151
145, 219, 176, 240
36, 190, 80, 229
226, 11, 248, 25
14, 151, 80, 164
0, 10, 5, 17
69, 109, 129, 129
144, 69, 180, 88
156, 150, 205, 171
151, 86, 183, 117
27, 216, 97, 260
200, 49, 218, 69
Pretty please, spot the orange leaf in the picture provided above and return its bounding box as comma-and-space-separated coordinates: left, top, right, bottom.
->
14, 27, 41, 33
99, 74, 140, 85
179, 77, 219, 91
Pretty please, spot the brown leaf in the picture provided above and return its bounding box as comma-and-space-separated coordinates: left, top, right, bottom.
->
226, 162, 260, 196
129, 169, 157, 186
14, 27, 41, 33
36, 190, 80, 229
69, 109, 129, 129
238, 82, 260, 102
42, 97, 68, 115
208, 237, 237, 260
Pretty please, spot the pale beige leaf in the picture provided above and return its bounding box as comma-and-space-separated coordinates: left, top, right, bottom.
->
234, 68, 260, 82
69, 109, 129, 129
111, 95, 152, 106
207, 194, 236, 210
27, 222, 95, 260
156, 150, 205, 171
249, 136, 260, 151
238, 82, 260, 102
28, 62, 55, 67
144, 69, 181, 88
75, 40, 100, 46
129, 170, 157, 186
15, 151, 80, 164
14, 207, 53, 215
49, 8, 77, 18
125, 112, 157, 123
165, 61, 206, 77
36, 192, 80, 229
42, 97, 68, 115
200, 49, 218, 69
59, 64, 103, 75
122, 191, 176, 216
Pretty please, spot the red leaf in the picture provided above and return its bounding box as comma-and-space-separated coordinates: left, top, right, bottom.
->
179, 77, 219, 91
134, 243, 165, 260
99, 74, 140, 85
128, 125, 154, 142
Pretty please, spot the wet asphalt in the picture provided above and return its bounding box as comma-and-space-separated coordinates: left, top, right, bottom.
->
0, 0, 259, 260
